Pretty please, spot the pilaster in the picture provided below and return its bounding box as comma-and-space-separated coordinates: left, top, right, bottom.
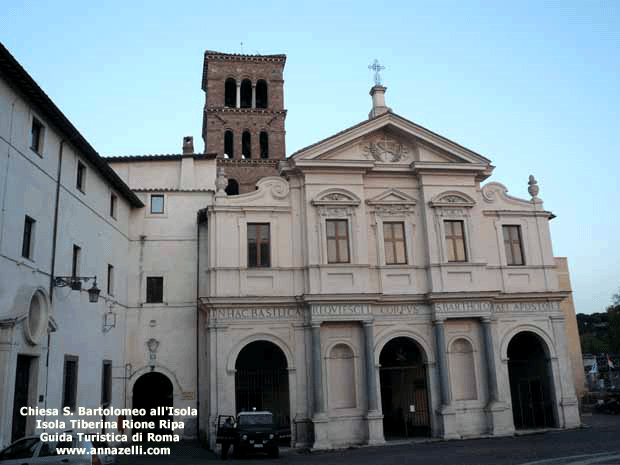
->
481, 317, 512, 436
433, 318, 458, 439
363, 321, 384, 445
310, 322, 329, 449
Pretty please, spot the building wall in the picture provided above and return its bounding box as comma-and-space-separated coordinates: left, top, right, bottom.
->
556, 257, 585, 398
0, 75, 132, 447
108, 155, 217, 439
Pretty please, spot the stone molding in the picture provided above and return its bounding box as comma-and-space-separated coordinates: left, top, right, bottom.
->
203, 300, 562, 322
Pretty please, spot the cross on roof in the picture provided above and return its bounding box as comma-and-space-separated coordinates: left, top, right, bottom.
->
368, 59, 385, 86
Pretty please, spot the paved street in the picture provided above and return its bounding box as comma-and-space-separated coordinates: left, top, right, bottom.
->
117, 413, 620, 465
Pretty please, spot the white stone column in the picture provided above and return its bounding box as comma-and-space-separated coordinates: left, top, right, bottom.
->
251, 82, 256, 109
235, 80, 241, 109
363, 320, 384, 445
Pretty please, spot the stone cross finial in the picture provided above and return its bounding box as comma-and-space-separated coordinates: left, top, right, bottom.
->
528, 175, 539, 199
368, 59, 385, 86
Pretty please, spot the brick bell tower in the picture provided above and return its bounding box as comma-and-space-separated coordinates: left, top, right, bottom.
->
201, 50, 287, 194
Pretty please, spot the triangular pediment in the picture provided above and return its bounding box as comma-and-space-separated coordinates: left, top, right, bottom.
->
366, 188, 417, 206
289, 112, 492, 168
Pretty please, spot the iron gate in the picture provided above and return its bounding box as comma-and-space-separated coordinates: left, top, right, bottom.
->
380, 365, 430, 437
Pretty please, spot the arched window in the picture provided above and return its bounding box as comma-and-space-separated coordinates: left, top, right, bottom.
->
256, 80, 268, 108
450, 338, 477, 401
225, 178, 239, 196
260, 131, 269, 159
240, 79, 252, 108
242, 131, 251, 159
225, 78, 236, 108
224, 130, 234, 159
328, 344, 356, 408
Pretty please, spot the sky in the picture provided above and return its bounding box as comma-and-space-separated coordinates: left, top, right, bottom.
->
2, 1, 619, 314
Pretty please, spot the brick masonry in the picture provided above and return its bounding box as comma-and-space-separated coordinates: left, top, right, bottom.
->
202, 51, 287, 193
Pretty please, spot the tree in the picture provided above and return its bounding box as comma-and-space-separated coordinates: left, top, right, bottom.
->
608, 290, 620, 354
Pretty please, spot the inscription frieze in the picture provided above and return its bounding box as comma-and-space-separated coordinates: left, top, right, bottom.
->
374, 304, 428, 315
433, 301, 561, 314
311, 304, 370, 316
211, 307, 303, 321
494, 302, 560, 313
435, 302, 492, 313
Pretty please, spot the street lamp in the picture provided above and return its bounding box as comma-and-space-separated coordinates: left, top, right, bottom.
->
53, 276, 100, 303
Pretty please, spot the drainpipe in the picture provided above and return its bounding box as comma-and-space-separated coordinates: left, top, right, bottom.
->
49, 139, 65, 299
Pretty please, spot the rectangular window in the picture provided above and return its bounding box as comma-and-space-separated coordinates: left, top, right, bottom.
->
326, 219, 350, 263
72, 245, 81, 278
110, 193, 117, 218
101, 360, 112, 406
30, 117, 43, 153
146, 276, 164, 303
444, 220, 467, 262
503, 225, 525, 265
247, 223, 270, 267
107, 264, 114, 295
21, 215, 35, 259
383, 222, 407, 264
62, 355, 78, 411
76, 161, 86, 192
150, 194, 164, 214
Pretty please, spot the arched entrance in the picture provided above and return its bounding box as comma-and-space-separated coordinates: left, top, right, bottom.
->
132, 372, 173, 434
379, 337, 430, 438
507, 331, 555, 429
235, 341, 290, 435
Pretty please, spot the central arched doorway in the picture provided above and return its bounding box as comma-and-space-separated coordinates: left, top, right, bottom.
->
235, 341, 290, 442
132, 372, 173, 435
379, 337, 430, 438
507, 331, 556, 429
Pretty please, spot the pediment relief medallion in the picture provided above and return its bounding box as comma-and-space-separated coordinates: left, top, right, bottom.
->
362, 133, 414, 163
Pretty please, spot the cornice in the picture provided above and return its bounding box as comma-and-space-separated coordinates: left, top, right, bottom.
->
217, 158, 280, 166
205, 107, 287, 116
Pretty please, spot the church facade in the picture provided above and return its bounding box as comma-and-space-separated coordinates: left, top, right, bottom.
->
198, 84, 581, 448
0, 44, 582, 451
